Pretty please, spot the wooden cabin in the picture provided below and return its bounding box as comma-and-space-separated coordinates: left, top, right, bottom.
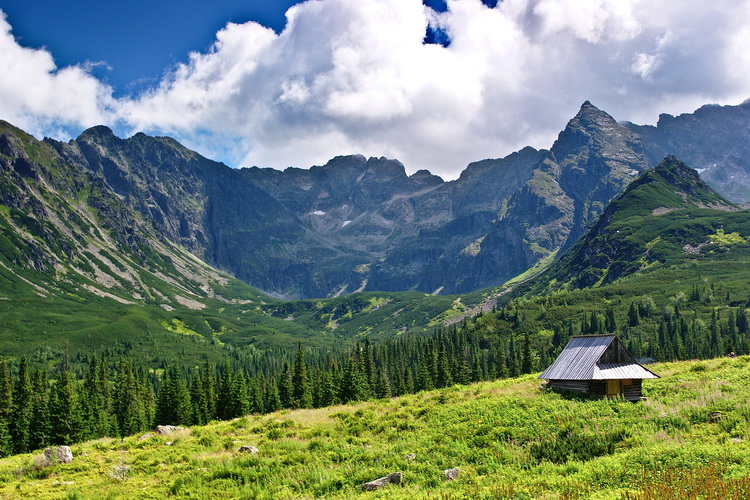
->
539, 335, 659, 401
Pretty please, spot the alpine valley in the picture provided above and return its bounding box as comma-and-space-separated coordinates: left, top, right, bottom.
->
2, 99, 750, 357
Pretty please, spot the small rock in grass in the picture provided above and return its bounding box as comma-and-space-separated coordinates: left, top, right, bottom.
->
362, 472, 403, 491
138, 433, 153, 441
43, 446, 73, 465
443, 467, 460, 481
239, 445, 259, 454
405, 453, 416, 461
156, 425, 187, 435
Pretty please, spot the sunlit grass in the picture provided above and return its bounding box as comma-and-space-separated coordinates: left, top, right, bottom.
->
1, 356, 749, 499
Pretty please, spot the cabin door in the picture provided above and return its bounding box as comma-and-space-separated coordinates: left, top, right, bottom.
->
606, 380, 622, 398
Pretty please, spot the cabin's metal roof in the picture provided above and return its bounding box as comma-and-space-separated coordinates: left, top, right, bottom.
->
593, 363, 659, 380
539, 335, 659, 380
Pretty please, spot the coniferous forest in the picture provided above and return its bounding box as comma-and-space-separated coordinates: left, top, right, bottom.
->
1, 284, 748, 458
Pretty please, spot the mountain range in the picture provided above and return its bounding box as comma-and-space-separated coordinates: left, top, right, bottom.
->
3, 99, 750, 301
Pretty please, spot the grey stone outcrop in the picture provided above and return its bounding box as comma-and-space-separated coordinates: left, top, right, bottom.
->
362, 472, 403, 491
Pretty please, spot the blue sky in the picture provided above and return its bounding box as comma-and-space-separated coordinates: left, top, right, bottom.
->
0, 0, 300, 96
0, 0, 749, 179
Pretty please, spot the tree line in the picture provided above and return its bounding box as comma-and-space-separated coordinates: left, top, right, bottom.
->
1, 289, 749, 457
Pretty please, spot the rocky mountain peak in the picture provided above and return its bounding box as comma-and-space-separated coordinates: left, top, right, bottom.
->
650, 154, 702, 186
553, 101, 643, 162
567, 101, 618, 135
628, 155, 736, 211
77, 125, 117, 143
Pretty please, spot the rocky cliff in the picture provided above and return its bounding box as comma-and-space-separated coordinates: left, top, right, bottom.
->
457, 102, 648, 288
625, 100, 750, 203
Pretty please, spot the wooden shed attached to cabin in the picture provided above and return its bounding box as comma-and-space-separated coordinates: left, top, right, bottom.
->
539, 335, 659, 401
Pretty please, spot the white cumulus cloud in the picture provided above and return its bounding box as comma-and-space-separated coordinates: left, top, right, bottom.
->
1, 0, 750, 179
0, 11, 114, 140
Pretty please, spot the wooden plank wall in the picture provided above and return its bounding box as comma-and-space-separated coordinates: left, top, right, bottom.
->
623, 379, 643, 401
549, 380, 591, 393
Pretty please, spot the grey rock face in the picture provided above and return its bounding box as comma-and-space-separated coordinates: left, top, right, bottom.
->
46, 126, 542, 297
468, 102, 648, 286
625, 100, 750, 203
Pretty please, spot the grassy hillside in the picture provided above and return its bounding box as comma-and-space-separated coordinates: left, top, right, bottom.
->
1, 356, 749, 499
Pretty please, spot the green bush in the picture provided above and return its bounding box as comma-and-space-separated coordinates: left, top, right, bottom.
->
529, 429, 627, 464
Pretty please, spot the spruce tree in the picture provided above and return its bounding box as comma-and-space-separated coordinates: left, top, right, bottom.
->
494, 343, 509, 379
339, 358, 369, 402
156, 366, 192, 425
453, 353, 470, 385
374, 367, 391, 399
155, 368, 174, 425
737, 307, 749, 335
248, 377, 265, 414
189, 376, 204, 425
229, 371, 249, 418
362, 338, 375, 389
216, 359, 235, 420
82, 356, 110, 439
278, 362, 293, 409
589, 311, 600, 335
470, 354, 483, 383
0, 361, 13, 456
201, 361, 216, 423
402, 366, 415, 394
508, 336, 519, 377
30, 369, 50, 449
425, 340, 438, 385
98, 357, 114, 433
113, 361, 148, 437
318, 370, 338, 407
291, 344, 312, 408
264, 380, 281, 412
416, 357, 434, 391
50, 365, 83, 445
521, 332, 533, 374
606, 309, 617, 333
139, 370, 156, 430
12, 356, 33, 453
629, 303, 640, 327
436, 341, 453, 388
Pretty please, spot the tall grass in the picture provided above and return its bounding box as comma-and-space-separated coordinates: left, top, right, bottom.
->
1, 357, 749, 499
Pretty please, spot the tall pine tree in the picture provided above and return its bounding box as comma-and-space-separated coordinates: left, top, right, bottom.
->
12, 356, 33, 453
292, 344, 313, 408
0, 361, 13, 456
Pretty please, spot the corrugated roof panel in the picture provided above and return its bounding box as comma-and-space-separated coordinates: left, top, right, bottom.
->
593, 363, 660, 380
538, 335, 614, 380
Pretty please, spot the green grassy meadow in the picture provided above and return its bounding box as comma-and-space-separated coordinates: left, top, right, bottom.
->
1, 356, 749, 499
